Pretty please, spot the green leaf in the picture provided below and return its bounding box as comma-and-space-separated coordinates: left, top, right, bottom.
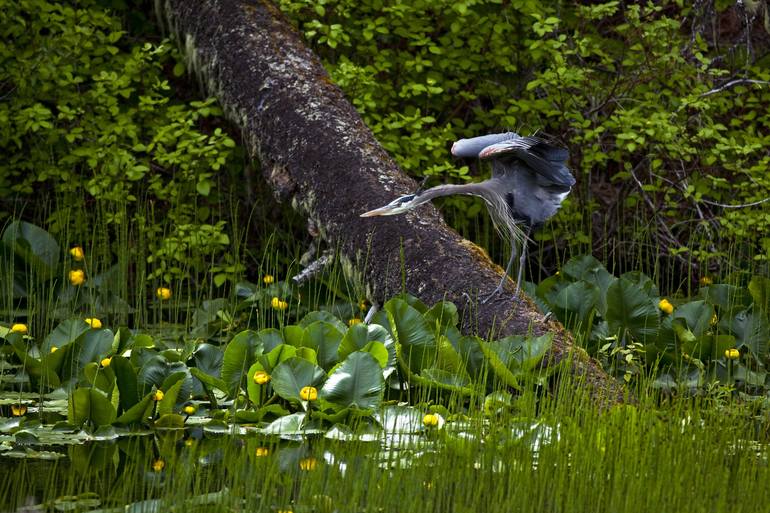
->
270, 357, 326, 403
384, 298, 436, 373
1, 221, 60, 281
114, 392, 155, 425
605, 277, 660, 344
68, 388, 117, 428
748, 276, 770, 313
112, 356, 139, 413
731, 309, 769, 356
423, 301, 458, 334
320, 352, 384, 411
258, 343, 298, 372
42, 319, 90, 353
547, 281, 599, 330
221, 330, 264, 397
299, 311, 347, 332
338, 323, 394, 365
673, 301, 714, 338
301, 321, 344, 370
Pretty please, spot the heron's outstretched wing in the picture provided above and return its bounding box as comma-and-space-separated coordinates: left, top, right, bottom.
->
451, 132, 519, 158
479, 136, 574, 188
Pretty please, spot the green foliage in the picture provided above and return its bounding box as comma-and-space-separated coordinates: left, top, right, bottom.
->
278, 0, 770, 270
536, 255, 770, 390
0, 0, 241, 287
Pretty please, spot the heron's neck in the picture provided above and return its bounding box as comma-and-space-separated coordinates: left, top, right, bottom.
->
414, 182, 493, 203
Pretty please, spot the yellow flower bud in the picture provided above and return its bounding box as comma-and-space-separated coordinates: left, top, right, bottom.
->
10, 323, 28, 334
710, 313, 718, 326
85, 318, 102, 329
299, 386, 318, 401
423, 413, 439, 427
101, 357, 111, 367
156, 287, 172, 300
725, 348, 740, 360
262, 275, 275, 284
358, 300, 368, 311
253, 370, 270, 385
348, 318, 362, 326
50, 346, 58, 353
152, 459, 165, 472
271, 297, 288, 310
699, 276, 713, 286
11, 404, 27, 416
255, 447, 270, 457
68, 269, 85, 286
658, 298, 674, 315
183, 405, 196, 415
299, 457, 317, 471
154, 390, 165, 401
69, 246, 85, 261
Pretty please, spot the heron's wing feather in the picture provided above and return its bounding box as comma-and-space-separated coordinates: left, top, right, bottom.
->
482, 137, 575, 188
451, 132, 519, 158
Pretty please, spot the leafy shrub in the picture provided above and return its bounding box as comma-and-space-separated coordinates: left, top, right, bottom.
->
0, 0, 241, 287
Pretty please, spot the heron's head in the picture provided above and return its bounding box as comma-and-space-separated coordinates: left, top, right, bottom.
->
360, 194, 419, 217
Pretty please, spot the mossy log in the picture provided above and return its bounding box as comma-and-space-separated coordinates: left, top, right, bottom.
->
158, 0, 628, 406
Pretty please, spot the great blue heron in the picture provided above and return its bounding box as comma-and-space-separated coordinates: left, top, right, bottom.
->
360, 132, 575, 301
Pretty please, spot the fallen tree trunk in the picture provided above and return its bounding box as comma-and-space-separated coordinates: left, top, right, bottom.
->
158, 0, 627, 406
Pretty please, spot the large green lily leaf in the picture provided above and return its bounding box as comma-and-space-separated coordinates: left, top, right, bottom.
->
258, 343, 298, 372
299, 311, 347, 332
606, 277, 660, 344
546, 281, 599, 330
384, 298, 436, 373
256, 328, 285, 352
41, 319, 91, 353
700, 284, 752, 311
320, 352, 384, 411
112, 356, 139, 413
1, 220, 60, 281
748, 276, 770, 314
731, 308, 769, 357
338, 323, 395, 366
68, 388, 117, 428
562, 255, 615, 314
301, 321, 344, 370
423, 301, 458, 335
673, 301, 714, 338
221, 330, 263, 397
270, 357, 326, 403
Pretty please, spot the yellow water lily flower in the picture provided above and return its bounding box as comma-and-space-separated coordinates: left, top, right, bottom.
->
725, 348, 740, 360
299, 386, 318, 401
255, 447, 270, 457
50, 346, 58, 353
152, 459, 165, 472
11, 404, 27, 416
253, 370, 270, 385
85, 318, 102, 329
101, 357, 111, 367
710, 313, 718, 326
156, 287, 172, 300
271, 297, 288, 310
699, 276, 713, 286
358, 299, 368, 311
299, 457, 317, 471
68, 269, 85, 286
348, 318, 362, 326
183, 405, 196, 415
423, 413, 440, 427
154, 390, 165, 401
658, 298, 674, 314
262, 274, 275, 284
69, 246, 85, 261
10, 323, 28, 334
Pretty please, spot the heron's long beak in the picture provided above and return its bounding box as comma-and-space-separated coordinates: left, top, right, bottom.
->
360, 205, 394, 217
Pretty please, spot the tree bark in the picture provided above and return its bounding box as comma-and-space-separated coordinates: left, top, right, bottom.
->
157, 0, 628, 406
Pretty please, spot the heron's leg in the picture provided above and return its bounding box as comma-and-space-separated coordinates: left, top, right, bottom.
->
482, 242, 518, 304
512, 226, 532, 297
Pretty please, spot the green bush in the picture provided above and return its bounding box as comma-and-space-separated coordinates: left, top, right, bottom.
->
0, 0, 241, 286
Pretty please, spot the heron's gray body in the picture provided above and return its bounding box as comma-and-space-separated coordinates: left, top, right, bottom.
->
361, 131, 575, 300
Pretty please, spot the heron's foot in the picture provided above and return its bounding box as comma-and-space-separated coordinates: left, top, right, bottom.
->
480, 285, 521, 304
